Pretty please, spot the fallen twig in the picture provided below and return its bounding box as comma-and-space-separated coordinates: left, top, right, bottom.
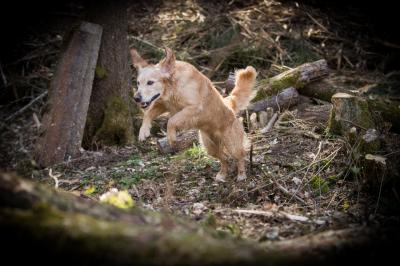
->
48, 168, 61, 189
274, 180, 306, 205
0, 62, 7, 86
5, 90, 48, 122
232, 209, 310, 222
260, 113, 278, 133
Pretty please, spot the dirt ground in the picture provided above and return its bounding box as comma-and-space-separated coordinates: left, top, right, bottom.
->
1, 0, 399, 242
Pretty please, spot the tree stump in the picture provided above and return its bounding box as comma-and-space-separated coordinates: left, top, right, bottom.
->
327, 93, 375, 138
35, 22, 102, 167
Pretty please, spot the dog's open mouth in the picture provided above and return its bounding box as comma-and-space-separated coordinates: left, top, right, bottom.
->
140, 93, 160, 109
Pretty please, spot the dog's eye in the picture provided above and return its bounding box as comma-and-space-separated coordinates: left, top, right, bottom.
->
137, 81, 140, 86
147, 80, 154, 86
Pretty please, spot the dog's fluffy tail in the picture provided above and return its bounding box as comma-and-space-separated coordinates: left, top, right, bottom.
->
224, 66, 257, 113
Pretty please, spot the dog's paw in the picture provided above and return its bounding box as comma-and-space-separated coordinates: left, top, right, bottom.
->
236, 173, 247, 182
167, 132, 177, 147
138, 126, 150, 141
214, 173, 227, 182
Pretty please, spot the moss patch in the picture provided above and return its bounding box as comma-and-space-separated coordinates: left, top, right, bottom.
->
94, 96, 134, 146
95, 66, 107, 79
252, 71, 301, 102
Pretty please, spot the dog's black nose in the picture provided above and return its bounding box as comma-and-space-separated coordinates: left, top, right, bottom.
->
134, 93, 142, 103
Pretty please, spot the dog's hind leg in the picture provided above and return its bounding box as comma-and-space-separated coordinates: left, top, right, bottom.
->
223, 119, 248, 181
199, 131, 228, 182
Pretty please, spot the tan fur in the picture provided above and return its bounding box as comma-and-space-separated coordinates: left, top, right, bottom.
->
131, 47, 257, 182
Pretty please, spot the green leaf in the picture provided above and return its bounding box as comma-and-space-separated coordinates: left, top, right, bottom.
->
343, 200, 350, 211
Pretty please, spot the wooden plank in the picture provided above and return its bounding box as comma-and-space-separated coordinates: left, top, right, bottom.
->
35, 22, 102, 166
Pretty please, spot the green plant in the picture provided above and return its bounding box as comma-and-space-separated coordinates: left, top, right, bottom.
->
310, 175, 329, 194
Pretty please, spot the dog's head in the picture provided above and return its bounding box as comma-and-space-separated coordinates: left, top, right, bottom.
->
130, 47, 175, 109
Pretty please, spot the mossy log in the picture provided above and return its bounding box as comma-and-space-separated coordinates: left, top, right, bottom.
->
1, 172, 399, 266
253, 59, 328, 101
35, 22, 102, 167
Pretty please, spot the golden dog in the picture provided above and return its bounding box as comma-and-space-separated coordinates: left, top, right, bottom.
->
131, 47, 257, 182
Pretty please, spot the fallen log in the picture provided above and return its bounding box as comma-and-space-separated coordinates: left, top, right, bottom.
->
35, 22, 103, 166
247, 87, 299, 113
157, 130, 199, 154
253, 59, 328, 101
0, 172, 399, 266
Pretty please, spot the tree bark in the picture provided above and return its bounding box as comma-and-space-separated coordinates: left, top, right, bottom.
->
0, 172, 398, 266
35, 22, 102, 167
84, 0, 139, 148
253, 59, 328, 101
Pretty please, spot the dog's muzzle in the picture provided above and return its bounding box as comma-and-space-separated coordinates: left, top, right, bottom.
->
140, 93, 160, 109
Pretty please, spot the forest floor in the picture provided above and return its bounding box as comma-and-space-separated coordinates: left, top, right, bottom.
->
1, 0, 399, 242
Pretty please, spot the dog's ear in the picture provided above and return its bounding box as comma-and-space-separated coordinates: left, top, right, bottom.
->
159, 47, 175, 78
130, 48, 148, 69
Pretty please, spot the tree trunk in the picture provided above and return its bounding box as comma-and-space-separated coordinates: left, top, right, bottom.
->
83, 0, 139, 148
253, 59, 328, 101
0, 172, 398, 266
35, 22, 102, 167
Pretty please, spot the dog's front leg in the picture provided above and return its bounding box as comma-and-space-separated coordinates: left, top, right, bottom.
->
167, 106, 199, 146
139, 102, 166, 141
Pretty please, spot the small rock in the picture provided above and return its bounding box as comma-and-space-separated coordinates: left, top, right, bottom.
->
192, 202, 207, 216
264, 227, 280, 240
292, 177, 302, 185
